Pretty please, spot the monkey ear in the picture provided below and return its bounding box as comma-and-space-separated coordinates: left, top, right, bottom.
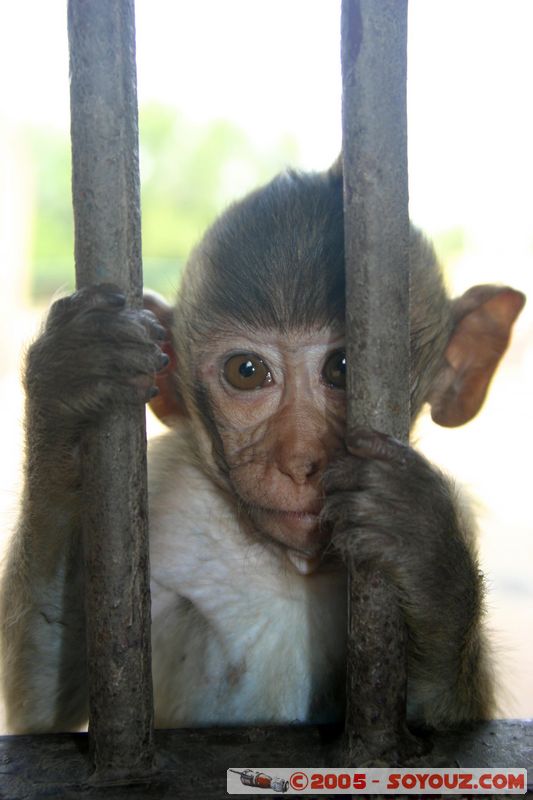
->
143, 291, 186, 424
428, 285, 525, 428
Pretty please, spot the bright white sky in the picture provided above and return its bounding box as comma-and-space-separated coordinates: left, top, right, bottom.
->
1, 0, 533, 273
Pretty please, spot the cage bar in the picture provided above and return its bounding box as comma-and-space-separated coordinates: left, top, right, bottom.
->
340, 0, 418, 760
68, 0, 154, 780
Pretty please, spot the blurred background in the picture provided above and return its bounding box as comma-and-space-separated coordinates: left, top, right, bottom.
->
0, 0, 531, 725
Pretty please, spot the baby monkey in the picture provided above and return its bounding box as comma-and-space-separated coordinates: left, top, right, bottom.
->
0, 161, 525, 732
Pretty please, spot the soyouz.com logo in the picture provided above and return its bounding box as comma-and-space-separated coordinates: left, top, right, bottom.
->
227, 767, 528, 794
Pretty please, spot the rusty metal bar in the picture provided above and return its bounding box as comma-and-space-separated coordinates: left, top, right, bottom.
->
68, 0, 154, 781
341, 0, 415, 761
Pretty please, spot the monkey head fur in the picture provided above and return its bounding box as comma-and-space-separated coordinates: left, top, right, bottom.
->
175, 167, 451, 417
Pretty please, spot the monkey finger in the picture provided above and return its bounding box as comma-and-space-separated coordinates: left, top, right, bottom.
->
85, 307, 167, 345
331, 524, 397, 564
136, 309, 168, 341
46, 284, 126, 328
320, 492, 364, 534
82, 283, 126, 307
321, 496, 400, 569
122, 340, 169, 379
321, 455, 367, 494
346, 428, 409, 466
124, 373, 160, 403
158, 352, 170, 371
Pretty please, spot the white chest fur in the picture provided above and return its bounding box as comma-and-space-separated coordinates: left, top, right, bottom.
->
148, 432, 347, 727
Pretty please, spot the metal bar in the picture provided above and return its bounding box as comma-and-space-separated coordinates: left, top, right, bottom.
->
68, 0, 154, 781
341, 0, 414, 761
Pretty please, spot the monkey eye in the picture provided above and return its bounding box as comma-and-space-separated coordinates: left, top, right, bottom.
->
322, 350, 346, 389
223, 354, 273, 390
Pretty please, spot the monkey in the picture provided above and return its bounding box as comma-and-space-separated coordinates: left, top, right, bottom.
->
0, 160, 525, 734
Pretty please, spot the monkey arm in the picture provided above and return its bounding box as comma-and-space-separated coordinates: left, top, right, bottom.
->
322, 430, 495, 729
0, 285, 167, 733
402, 482, 495, 729
0, 410, 88, 733
402, 519, 495, 728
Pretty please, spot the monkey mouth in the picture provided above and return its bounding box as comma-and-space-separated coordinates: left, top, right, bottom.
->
247, 503, 329, 556
267, 508, 320, 522
254, 505, 322, 529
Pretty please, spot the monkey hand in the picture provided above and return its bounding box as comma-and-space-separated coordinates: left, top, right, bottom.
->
25, 284, 169, 431
321, 429, 482, 650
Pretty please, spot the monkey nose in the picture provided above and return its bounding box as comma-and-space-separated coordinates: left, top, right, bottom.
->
282, 456, 322, 484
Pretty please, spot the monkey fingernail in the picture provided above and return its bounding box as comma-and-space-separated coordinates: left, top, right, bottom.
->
346, 431, 377, 458
158, 353, 170, 370
347, 431, 407, 464
107, 292, 126, 307
148, 386, 160, 399
155, 325, 167, 341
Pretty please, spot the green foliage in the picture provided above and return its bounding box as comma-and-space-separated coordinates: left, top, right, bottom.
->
26, 127, 75, 297
27, 105, 300, 300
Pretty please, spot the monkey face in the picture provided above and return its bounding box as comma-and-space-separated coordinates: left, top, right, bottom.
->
194, 325, 346, 571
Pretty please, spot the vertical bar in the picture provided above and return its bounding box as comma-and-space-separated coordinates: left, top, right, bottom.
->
68, 0, 154, 781
341, 0, 417, 761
